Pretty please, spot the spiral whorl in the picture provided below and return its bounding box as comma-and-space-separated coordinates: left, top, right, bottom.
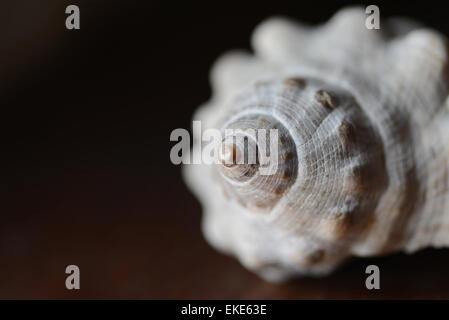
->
212, 75, 388, 236
217, 114, 298, 213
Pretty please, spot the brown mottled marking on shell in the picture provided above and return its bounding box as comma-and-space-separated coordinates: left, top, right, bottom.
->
338, 120, 356, 147
280, 166, 294, 180
327, 169, 373, 239
333, 212, 345, 220
280, 151, 295, 161
243, 164, 259, 177
342, 166, 364, 194
279, 135, 286, 144
283, 77, 306, 88
307, 250, 325, 264
315, 90, 339, 109
274, 184, 285, 195
332, 211, 357, 239
257, 118, 271, 127
221, 143, 238, 167
310, 220, 340, 242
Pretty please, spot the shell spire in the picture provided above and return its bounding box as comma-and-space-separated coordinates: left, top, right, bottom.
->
216, 111, 298, 212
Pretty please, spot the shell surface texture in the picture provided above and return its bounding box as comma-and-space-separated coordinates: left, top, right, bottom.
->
183, 7, 449, 281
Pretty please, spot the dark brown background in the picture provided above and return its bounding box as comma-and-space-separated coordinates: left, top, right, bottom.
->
2, 0, 449, 299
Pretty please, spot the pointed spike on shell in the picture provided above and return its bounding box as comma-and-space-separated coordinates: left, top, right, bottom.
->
384, 29, 449, 120
251, 16, 310, 61
210, 51, 275, 97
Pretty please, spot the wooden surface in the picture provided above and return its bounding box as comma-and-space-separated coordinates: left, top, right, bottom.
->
2, 168, 449, 299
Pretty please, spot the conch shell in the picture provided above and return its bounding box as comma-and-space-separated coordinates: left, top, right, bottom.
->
183, 7, 449, 281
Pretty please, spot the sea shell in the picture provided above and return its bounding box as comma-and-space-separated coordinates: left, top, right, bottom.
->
183, 7, 449, 281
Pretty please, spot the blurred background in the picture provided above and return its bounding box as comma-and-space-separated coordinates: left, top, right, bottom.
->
2, 0, 449, 299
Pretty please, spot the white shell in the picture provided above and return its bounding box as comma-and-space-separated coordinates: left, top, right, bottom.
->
183, 7, 449, 281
